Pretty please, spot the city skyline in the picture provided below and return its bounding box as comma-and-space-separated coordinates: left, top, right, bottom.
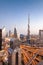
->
0, 0, 43, 35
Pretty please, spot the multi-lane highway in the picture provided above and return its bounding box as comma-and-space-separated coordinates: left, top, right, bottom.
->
11, 44, 43, 65
20, 45, 43, 65
0, 44, 43, 65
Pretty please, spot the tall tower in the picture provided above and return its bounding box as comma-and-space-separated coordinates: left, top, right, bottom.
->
14, 27, 17, 38
27, 15, 30, 43
28, 15, 30, 39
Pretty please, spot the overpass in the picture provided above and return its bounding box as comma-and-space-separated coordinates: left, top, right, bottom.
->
0, 45, 43, 65
11, 45, 43, 65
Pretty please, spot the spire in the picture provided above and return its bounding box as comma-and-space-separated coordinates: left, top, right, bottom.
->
27, 14, 30, 40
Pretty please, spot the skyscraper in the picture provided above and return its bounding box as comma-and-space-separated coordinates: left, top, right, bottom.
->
14, 27, 17, 38
26, 15, 30, 43
39, 30, 43, 40
9, 30, 11, 37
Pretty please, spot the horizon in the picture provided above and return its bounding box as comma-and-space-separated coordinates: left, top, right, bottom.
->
0, 0, 43, 35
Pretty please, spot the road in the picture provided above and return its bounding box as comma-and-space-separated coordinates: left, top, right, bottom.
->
0, 44, 43, 65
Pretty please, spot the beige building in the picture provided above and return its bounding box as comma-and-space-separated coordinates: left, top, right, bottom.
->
36, 30, 43, 47
39, 30, 43, 40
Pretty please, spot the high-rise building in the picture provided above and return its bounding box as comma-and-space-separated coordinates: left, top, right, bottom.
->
39, 30, 43, 40
38, 30, 43, 47
12, 48, 21, 65
9, 30, 11, 37
2, 26, 6, 39
14, 28, 17, 38
0, 29, 2, 50
26, 15, 30, 43
6, 32, 8, 37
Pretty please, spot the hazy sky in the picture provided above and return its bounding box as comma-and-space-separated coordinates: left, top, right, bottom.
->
0, 0, 43, 35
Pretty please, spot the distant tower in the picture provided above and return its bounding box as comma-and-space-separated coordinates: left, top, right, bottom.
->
27, 15, 30, 43
9, 30, 11, 37
14, 28, 17, 38
6, 32, 8, 37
